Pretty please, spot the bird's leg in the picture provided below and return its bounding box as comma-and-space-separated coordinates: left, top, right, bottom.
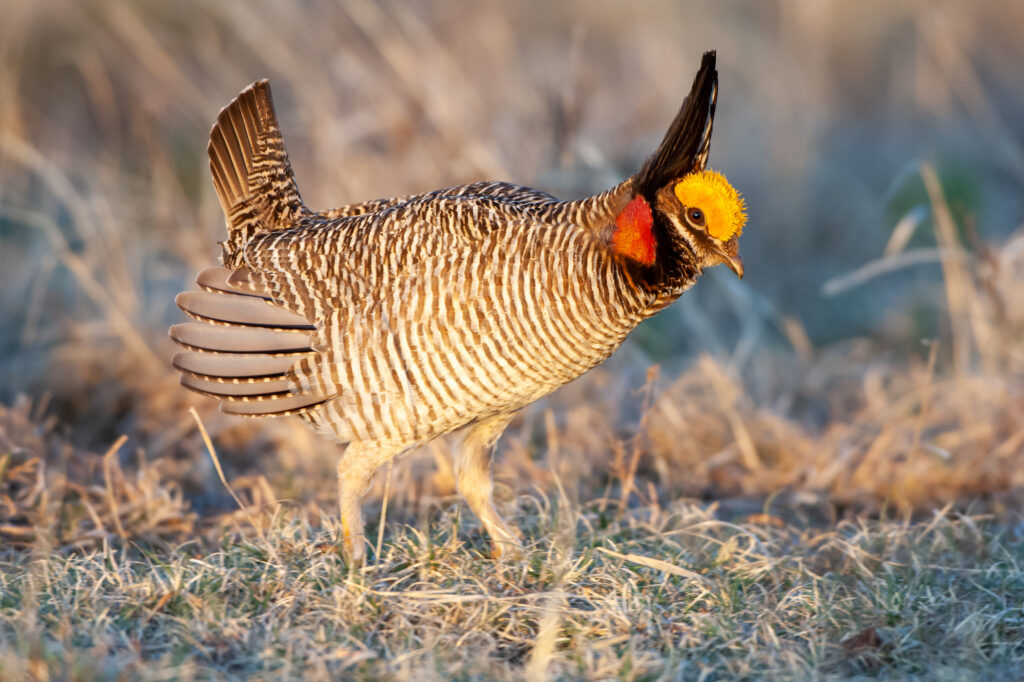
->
454, 413, 522, 558
336, 441, 400, 566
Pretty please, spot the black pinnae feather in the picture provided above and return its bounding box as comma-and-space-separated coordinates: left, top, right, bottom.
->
635, 51, 718, 197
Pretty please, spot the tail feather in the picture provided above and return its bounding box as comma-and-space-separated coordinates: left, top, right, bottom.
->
208, 80, 307, 264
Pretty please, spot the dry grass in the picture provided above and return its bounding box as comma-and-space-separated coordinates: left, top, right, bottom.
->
0, 396, 194, 550
2, 0, 1024, 678
1, 502, 1022, 680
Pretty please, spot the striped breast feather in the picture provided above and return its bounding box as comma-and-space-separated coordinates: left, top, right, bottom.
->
170, 266, 329, 417
285, 211, 567, 399
285, 219, 621, 439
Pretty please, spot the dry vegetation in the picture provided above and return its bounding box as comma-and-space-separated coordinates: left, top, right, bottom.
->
2, 0, 1024, 679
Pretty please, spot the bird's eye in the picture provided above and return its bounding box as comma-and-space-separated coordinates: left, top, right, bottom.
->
688, 208, 705, 226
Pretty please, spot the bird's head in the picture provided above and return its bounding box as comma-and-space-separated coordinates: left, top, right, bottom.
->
611, 51, 747, 280
653, 168, 746, 277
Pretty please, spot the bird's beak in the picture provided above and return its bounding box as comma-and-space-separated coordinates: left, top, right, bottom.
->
720, 251, 744, 279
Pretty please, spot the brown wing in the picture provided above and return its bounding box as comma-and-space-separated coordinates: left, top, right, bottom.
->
170, 266, 330, 417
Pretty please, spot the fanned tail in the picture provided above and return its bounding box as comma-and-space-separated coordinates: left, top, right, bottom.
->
208, 80, 308, 267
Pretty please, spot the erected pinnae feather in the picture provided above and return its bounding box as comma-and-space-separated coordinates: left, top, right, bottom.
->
634, 51, 718, 197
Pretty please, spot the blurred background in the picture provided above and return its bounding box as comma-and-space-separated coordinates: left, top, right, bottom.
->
2, 0, 1023, 545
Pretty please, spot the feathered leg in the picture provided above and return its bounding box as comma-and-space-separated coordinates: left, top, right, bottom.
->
336, 441, 402, 565
454, 413, 522, 558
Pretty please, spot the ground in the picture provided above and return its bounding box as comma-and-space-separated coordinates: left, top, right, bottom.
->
3, 498, 1022, 680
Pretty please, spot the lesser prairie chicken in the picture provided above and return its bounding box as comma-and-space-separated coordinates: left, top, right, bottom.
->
171, 51, 746, 563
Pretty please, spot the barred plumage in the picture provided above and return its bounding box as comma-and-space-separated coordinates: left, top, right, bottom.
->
172, 51, 747, 562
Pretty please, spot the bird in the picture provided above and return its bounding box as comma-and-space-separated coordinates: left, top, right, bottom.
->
170, 50, 746, 564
